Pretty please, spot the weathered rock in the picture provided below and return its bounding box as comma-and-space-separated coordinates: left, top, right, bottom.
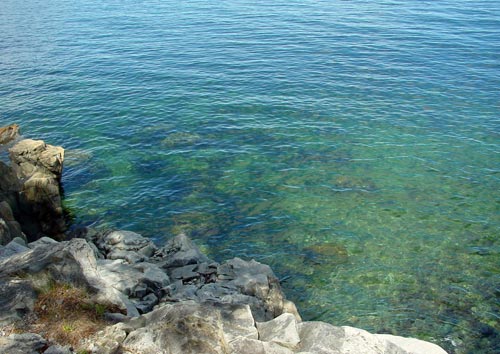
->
43, 344, 73, 354
97, 259, 169, 296
0, 237, 30, 258
120, 302, 229, 354
0, 278, 37, 325
93, 230, 158, 263
9, 139, 64, 179
0, 333, 47, 354
8, 139, 66, 240
229, 337, 294, 354
218, 257, 286, 321
156, 233, 209, 268
27, 235, 59, 249
217, 303, 258, 342
297, 321, 345, 354
0, 124, 20, 145
0, 238, 139, 317
0, 162, 20, 215
256, 313, 300, 349
376, 334, 449, 354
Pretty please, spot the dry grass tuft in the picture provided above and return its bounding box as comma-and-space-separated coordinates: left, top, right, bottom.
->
23, 282, 121, 349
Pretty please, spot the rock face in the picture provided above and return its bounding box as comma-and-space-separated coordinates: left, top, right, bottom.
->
8, 139, 66, 239
0, 130, 67, 243
0, 228, 448, 354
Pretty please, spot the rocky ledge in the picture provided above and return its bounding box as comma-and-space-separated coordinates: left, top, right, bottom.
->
0, 126, 448, 354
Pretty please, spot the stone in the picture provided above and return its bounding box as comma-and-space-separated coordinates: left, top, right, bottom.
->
217, 303, 258, 342
118, 302, 229, 354
0, 124, 20, 145
0, 278, 37, 326
297, 321, 344, 354
9, 139, 64, 178
94, 230, 157, 262
229, 337, 295, 354
341, 326, 401, 354
376, 334, 449, 354
0, 333, 47, 354
220, 257, 286, 321
0, 238, 139, 317
0, 237, 30, 258
157, 233, 209, 268
8, 139, 66, 239
256, 313, 300, 349
27, 236, 59, 249
134, 293, 158, 314
97, 259, 169, 296
43, 344, 73, 354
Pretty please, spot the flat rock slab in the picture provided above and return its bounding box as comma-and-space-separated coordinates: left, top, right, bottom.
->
257, 313, 300, 349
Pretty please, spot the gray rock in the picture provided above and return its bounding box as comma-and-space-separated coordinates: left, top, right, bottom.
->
27, 236, 58, 249
120, 302, 229, 354
43, 344, 73, 354
0, 237, 30, 259
220, 257, 286, 321
134, 293, 158, 314
0, 278, 37, 326
97, 259, 169, 296
256, 313, 300, 349
217, 303, 258, 342
229, 337, 294, 354
157, 233, 209, 268
297, 321, 344, 354
0, 333, 47, 354
102, 230, 157, 259
0, 238, 139, 317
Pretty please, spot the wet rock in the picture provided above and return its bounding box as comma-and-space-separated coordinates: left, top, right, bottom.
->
0, 333, 47, 354
161, 131, 202, 147
0, 124, 20, 145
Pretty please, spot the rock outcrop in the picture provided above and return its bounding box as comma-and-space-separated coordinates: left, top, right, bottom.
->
0, 228, 448, 354
0, 125, 66, 242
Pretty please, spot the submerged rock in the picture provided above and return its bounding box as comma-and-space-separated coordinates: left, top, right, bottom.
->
0, 124, 20, 145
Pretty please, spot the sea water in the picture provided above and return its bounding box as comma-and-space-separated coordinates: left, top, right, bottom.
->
1, 0, 499, 352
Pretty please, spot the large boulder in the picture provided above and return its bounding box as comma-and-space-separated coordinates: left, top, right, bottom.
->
0, 333, 48, 354
0, 238, 138, 317
8, 139, 66, 239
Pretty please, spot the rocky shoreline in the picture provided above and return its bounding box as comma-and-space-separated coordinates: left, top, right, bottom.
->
0, 125, 448, 354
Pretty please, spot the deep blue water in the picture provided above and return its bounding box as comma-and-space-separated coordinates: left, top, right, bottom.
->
1, 1, 499, 352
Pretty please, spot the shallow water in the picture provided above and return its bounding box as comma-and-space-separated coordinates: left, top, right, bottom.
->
1, 0, 499, 352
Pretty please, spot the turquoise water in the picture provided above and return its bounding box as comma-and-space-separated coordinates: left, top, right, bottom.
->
1, 0, 499, 352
